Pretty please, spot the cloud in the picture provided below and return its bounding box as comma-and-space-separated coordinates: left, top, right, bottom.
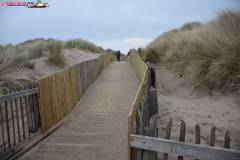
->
96, 38, 152, 54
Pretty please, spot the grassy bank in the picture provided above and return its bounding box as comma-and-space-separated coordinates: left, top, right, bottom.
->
143, 9, 240, 93
0, 38, 105, 75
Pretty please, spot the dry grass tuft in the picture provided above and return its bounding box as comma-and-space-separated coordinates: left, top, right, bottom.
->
46, 40, 66, 66
25, 61, 35, 69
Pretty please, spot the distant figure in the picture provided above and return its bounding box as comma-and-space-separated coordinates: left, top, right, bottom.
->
117, 50, 121, 62
127, 52, 130, 61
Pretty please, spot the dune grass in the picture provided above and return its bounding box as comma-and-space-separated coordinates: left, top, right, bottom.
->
0, 38, 106, 76
0, 44, 27, 75
63, 38, 104, 53
144, 9, 240, 93
46, 39, 66, 66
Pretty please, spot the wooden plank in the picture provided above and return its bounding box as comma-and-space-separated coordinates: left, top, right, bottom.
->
81, 62, 87, 95
87, 60, 90, 88
3, 89, 11, 149
9, 89, 16, 146
63, 68, 71, 113
128, 115, 132, 160
53, 72, 67, 122
74, 63, 79, 100
164, 117, 173, 160
24, 84, 31, 137
0, 89, 38, 103
90, 60, 94, 85
38, 76, 56, 132
130, 134, 240, 160
210, 127, 216, 147
0, 103, 6, 152
224, 131, 230, 149
178, 121, 186, 160
195, 124, 201, 144
69, 66, 77, 111
46, 75, 57, 132
38, 78, 45, 132
32, 93, 38, 132
1, 130, 41, 160
19, 96, 26, 139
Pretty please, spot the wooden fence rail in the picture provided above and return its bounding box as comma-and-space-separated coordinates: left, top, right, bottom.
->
0, 54, 112, 159
39, 54, 111, 133
128, 50, 240, 160
0, 83, 41, 159
128, 49, 149, 160
130, 134, 240, 160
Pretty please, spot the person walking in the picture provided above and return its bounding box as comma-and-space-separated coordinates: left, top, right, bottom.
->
117, 50, 121, 62
127, 52, 130, 61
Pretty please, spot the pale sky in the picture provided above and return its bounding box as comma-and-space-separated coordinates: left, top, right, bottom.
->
0, 0, 239, 54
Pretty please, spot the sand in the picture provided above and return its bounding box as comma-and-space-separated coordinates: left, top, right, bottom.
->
0, 49, 101, 87
153, 64, 240, 159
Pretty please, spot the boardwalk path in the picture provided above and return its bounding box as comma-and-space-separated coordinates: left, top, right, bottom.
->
19, 62, 139, 160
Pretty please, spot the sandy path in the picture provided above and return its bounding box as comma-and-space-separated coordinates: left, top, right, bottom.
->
154, 65, 240, 159
18, 61, 139, 160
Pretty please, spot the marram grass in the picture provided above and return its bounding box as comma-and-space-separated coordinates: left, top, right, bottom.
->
144, 9, 240, 93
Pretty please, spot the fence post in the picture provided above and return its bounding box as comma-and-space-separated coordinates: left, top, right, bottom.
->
151, 67, 156, 88
3, 89, 11, 149
164, 117, 173, 160
224, 131, 230, 149
178, 121, 186, 160
148, 89, 158, 117
195, 124, 201, 160
210, 127, 216, 146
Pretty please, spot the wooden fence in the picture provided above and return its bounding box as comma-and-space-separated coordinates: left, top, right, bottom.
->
128, 49, 148, 160
0, 83, 41, 160
130, 118, 240, 159
38, 54, 111, 133
128, 50, 240, 159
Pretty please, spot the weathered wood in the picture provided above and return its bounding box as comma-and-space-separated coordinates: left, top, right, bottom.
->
9, 88, 16, 146
148, 89, 158, 117
164, 117, 173, 160
0, 103, 6, 151
195, 124, 201, 160
28, 83, 35, 133
1, 129, 41, 160
31, 92, 37, 133
38, 79, 45, 132
151, 67, 156, 88
130, 134, 240, 160
0, 88, 38, 103
224, 131, 230, 149
195, 124, 201, 144
166, 118, 173, 139
20, 97, 25, 139
14, 88, 21, 143
210, 127, 216, 147
178, 121, 186, 160
24, 85, 31, 137
35, 87, 41, 128
3, 89, 11, 149
135, 107, 140, 133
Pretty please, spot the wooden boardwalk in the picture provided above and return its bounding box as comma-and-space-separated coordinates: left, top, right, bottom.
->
18, 62, 139, 160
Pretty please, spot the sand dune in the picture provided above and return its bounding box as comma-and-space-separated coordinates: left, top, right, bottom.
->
154, 65, 240, 155
0, 49, 101, 88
